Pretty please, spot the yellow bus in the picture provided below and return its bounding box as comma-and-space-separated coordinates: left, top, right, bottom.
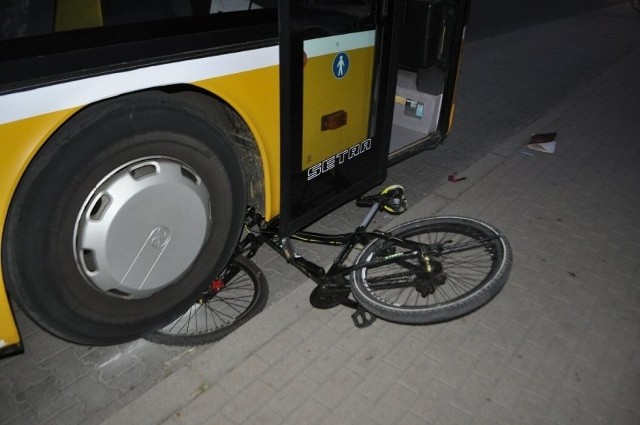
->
0, 0, 468, 356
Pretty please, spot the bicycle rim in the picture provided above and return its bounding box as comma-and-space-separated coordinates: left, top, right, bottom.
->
351, 217, 511, 324
145, 255, 267, 346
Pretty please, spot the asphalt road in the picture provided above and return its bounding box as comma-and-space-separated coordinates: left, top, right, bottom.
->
466, 0, 629, 40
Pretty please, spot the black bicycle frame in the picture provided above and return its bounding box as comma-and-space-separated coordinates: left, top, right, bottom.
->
238, 201, 426, 288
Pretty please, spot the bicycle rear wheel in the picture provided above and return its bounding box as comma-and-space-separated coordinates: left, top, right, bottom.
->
350, 216, 511, 324
145, 255, 268, 346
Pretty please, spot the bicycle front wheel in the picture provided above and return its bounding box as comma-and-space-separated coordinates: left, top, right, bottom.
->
350, 217, 511, 324
145, 255, 268, 346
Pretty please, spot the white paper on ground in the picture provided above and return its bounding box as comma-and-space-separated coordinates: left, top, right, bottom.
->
527, 132, 557, 154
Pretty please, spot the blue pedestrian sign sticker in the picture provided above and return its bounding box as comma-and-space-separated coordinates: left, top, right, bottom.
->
332, 52, 350, 79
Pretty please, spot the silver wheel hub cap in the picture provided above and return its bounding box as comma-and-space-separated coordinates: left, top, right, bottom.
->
74, 157, 211, 299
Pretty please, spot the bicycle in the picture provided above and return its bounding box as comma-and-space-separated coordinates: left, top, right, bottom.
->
146, 185, 512, 345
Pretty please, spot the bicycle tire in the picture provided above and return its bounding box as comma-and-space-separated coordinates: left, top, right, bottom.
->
350, 216, 512, 324
145, 255, 268, 346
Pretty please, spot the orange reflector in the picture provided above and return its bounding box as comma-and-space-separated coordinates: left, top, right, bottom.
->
321, 110, 347, 131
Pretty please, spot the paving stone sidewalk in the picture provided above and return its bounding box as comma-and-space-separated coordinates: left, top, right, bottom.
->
101, 44, 640, 425
2, 6, 639, 425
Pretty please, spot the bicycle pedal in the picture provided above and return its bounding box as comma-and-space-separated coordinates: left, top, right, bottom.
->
351, 308, 376, 328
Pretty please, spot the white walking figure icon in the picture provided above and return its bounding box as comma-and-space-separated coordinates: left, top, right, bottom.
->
337, 54, 345, 76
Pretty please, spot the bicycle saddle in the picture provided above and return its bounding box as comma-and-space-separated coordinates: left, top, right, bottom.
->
357, 184, 407, 214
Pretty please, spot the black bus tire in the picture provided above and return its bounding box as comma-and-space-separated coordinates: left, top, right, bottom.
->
2, 91, 246, 345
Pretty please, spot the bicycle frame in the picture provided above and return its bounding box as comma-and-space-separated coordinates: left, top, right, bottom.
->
241, 202, 411, 278
236, 189, 426, 326
235, 184, 504, 327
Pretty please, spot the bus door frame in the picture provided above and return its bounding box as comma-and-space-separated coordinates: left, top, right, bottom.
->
277, 0, 403, 237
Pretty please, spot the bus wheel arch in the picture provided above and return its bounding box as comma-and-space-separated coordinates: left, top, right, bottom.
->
2, 90, 248, 344
171, 88, 266, 216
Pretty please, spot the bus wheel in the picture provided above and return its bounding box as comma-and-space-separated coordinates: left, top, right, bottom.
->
2, 91, 246, 345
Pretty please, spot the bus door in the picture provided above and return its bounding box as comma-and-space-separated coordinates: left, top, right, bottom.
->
278, 0, 399, 236
389, 0, 469, 162
278, 0, 469, 235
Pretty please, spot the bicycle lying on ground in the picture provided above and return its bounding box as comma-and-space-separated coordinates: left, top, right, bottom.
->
146, 185, 512, 346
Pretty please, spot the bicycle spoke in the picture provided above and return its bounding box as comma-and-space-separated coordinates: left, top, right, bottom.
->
352, 218, 510, 320
146, 256, 268, 345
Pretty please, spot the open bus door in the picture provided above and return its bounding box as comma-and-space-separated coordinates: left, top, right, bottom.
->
391, 0, 469, 161
279, 0, 396, 235
278, 0, 469, 236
